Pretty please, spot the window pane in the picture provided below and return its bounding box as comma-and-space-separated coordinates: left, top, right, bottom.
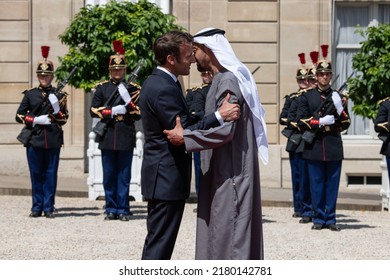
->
334, 5, 370, 135
367, 176, 381, 185
335, 6, 369, 44
379, 5, 390, 23
348, 176, 364, 185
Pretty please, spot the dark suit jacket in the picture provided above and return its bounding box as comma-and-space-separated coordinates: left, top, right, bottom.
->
139, 68, 220, 201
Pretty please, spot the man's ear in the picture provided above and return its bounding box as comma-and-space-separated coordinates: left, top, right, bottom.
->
167, 54, 176, 66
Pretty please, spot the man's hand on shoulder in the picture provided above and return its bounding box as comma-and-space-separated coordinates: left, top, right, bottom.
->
218, 93, 240, 122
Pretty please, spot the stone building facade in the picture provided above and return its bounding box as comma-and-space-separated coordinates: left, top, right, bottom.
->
0, 0, 385, 191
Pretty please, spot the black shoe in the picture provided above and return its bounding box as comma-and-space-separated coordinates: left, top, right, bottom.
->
326, 224, 341, 232
118, 214, 132, 221
104, 213, 118, 220
299, 216, 312, 224
311, 223, 323, 230
292, 212, 302, 218
44, 212, 55, 219
29, 211, 42, 218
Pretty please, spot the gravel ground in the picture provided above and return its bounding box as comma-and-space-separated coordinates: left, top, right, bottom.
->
0, 195, 389, 260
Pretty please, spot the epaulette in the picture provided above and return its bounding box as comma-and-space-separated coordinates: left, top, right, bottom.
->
294, 89, 307, 97
95, 80, 108, 87
341, 90, 349, 98
129, 81, 141, 90
187, 83, 208, 92
59, 90, 69, 96
378, 97, 390, 105
91, 80, 108, 92
292, 91, 303, 98
288, 89, 305, 98
22, 87, 34, 94
284, 92, 296, 98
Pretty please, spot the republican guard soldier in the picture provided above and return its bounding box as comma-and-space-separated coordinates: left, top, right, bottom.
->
90, 40, 141, 221
15, 46, 69, 218
288, 51, 321, 224
280, 53, 309, 218
296, 45, 351, 231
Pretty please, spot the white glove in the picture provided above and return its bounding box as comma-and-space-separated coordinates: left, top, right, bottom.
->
48, 94, 60, 114
331, 91, 344, 115
33, 115, 51, 127
319, 115, 335, 127
111, 104, 126, 117
118, 83, 132, 104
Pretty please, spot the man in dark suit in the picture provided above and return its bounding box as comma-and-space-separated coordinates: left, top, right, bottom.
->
139, 31, 240, 260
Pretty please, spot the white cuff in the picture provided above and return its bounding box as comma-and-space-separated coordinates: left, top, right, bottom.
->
215, 111, 224, 125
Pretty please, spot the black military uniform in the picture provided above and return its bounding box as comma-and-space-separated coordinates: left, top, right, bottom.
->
279, 53, 310, 219
374, 97, 390, 181
90, 40, 141, 221
91, 80, 140, 150
296, 45, 351, 231
15, 46, 69, 218
286, 51, 318, 224
186, 83, 210, 122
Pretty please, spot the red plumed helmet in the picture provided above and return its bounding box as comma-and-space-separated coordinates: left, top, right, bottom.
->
307, 51, 319, 78
109, 40, 127, 69
317, 45, 332, 73
296, 53, 307, 80
36, 45, 54, 75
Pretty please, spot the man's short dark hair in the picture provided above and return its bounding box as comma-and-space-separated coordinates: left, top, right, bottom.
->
153, 31, 193, 66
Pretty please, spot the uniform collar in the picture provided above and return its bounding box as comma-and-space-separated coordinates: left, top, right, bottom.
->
318, 86, 332, 94
38, 85, 53, 92
110, 78, 125, 85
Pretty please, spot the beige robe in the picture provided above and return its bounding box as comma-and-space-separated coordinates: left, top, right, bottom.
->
183, 71, 263, 260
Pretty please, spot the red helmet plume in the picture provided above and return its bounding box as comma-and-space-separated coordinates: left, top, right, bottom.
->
113, 40, 125, 55
320, 45, 328, 59
41, 46, 50, 60
298, 53, 306, 65
310, 51, 319, 65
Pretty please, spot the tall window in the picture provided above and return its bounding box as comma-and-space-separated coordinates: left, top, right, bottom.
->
334, 3, 390, 136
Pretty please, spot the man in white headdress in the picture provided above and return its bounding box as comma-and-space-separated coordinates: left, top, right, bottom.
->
164, 27, 268, 260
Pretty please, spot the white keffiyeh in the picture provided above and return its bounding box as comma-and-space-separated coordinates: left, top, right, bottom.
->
194, 28, 269, 165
